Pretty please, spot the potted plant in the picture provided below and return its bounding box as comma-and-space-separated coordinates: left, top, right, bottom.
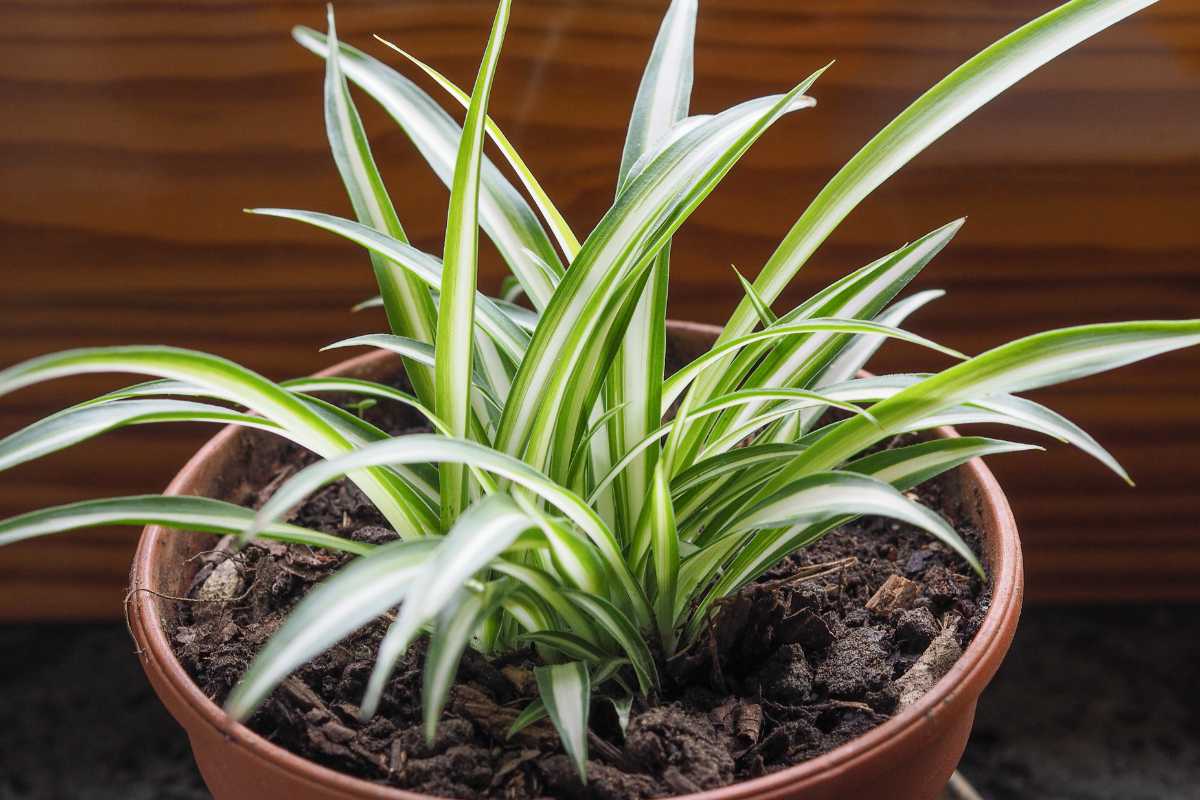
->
0, 0, 1189, 798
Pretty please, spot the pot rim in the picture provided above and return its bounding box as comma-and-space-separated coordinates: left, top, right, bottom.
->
129, 320, 1022, 800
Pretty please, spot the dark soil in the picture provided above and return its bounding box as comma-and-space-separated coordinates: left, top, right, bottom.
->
170, 399, 986, 800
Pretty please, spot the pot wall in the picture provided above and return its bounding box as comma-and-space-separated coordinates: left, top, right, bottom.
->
128, 321, 1023, 800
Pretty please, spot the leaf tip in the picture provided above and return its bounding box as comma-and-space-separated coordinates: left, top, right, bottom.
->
968, 555, 985, 580
372, 34, 411, 63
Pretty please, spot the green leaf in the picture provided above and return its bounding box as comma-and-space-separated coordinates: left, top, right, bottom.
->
789, 289, 945, 435
535, 661, 591, 781
507, 697, 549, 738
248, 434, 651, 628
565, 402, 629, 491
250, 211, 529, 364
423, 583, 511, 739
0, 495, 371, 555
677, 437, 1038, 635
226, 539, 439, 719
677, 466, 990, 640
552, 265, 655, 516
607, 693, 635, 738
630, 462, 678, 652
814, 290, 945, 391
500, 587, 556, 639
519, 630, 610, 662
768, 321, 1200, 494
509, 493, 607, 595
353, 291, 539, 333
490, 559, 603, 645
964, 396, 1126, 481
562, 590, 657, 695
284, 374, 443, 424
735, 266, 778, 327
819, 372, 1130, 481
436, 0, 511, 522
0, 399, 278, 474
590, 384, 875, 505
499, 275, 525, 303
732, 471, 975, 568
321, 333, 501, 413
283, 393, 439, 507
362, 492, 533, 718
671, 443, 809, 528
41, 379, 440, 508
493, 79, 822, 484
692, 220, 963, 461
77, 378, 208, 404
672, 442, 808, 500
605, 0, 696, 540
0, 346, 431, 538
372, 36, 581, 260
845, 435, 1043, 488
704, 0, 1156, 412
691, 387, 879, 460
293, 25, 564, 308
617, 0, 697, 191
492, 297, 540, 332
662, 318, 964, 412
322, 7, 438, 409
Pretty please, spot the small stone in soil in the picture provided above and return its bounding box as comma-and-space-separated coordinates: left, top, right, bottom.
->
776, 607, 835, 651
815, 626, 890, 699
922, 565, 971, 609
752, 643, 814, 704
753, 716, 824, 763
196, 558, 242, 603
894, 607, 939, 652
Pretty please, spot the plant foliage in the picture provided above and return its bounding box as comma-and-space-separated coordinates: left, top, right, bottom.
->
0, 0, 1189, 781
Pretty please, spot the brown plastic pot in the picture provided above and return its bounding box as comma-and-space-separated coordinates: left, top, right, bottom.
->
127, 320, 1022, 800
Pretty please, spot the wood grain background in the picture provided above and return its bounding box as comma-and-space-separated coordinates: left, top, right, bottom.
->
2, 0, 1198, 619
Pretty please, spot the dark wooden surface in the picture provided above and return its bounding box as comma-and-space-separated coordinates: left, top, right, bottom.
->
2, 0, 1198, 618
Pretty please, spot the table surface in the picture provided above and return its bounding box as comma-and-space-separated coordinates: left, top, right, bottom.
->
1, 604, 1197, 800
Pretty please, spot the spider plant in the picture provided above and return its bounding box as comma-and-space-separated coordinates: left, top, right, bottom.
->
0, 0, 1191, 782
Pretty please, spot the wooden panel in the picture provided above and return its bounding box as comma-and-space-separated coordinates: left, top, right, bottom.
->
1, 0, 1198, 619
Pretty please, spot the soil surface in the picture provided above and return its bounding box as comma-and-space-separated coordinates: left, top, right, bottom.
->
165, 391, 987, 800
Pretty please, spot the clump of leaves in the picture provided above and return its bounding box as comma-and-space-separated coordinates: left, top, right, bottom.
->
0, 0, 1187, 781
